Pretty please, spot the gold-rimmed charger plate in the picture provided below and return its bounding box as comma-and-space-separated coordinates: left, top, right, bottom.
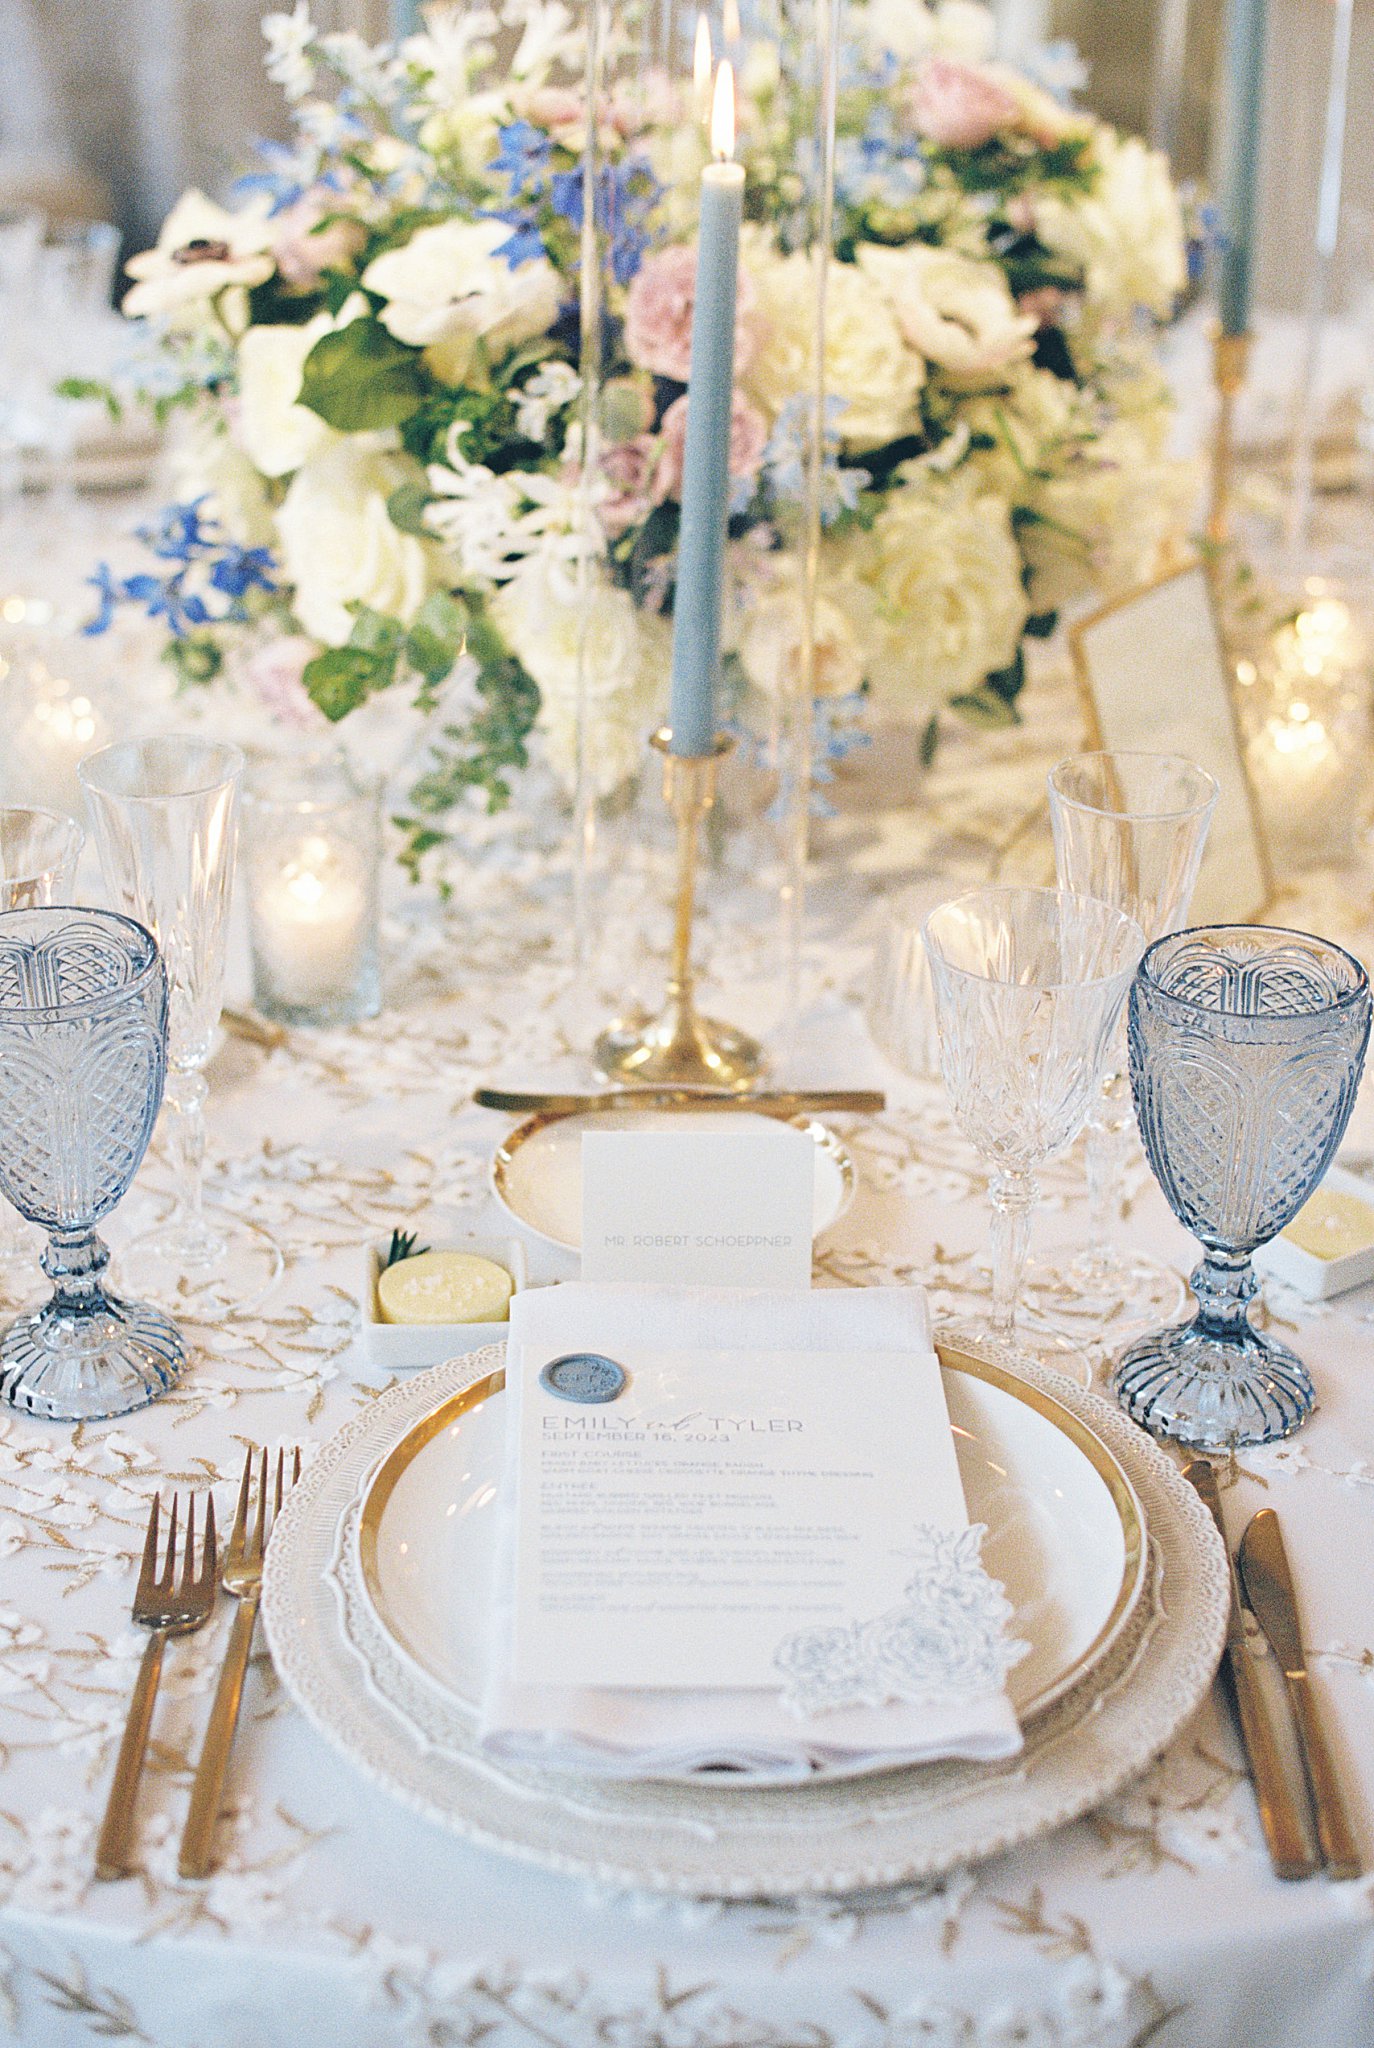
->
490, 1105, 856, 1253
355, 1341, 1146, 1784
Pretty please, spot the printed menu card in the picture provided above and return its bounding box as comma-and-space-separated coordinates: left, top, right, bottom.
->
480, 1283, 1027, 1776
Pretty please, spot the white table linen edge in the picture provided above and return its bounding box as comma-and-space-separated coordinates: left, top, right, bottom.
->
477, 1282, 1023, 1778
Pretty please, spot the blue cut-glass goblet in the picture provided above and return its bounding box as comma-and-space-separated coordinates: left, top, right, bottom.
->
1112, 924, 1371, 1451
0, 907, 186, 1421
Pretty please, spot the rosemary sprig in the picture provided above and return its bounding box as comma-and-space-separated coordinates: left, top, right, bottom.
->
381, 1228, 430, 1271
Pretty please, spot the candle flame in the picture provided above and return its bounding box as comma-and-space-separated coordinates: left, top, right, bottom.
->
710, 59, 735, 160
693, 13, 712, 112
722, 0, 741, 41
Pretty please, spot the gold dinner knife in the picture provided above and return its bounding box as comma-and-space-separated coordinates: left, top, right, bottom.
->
474, 1086, 886, 1114
1184, 1462, 1318, 1881
1238, 1507, 1361, 1881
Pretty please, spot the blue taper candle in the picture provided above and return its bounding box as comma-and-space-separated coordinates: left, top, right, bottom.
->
668, 64, 743, 757
1217, 0, 1269, 335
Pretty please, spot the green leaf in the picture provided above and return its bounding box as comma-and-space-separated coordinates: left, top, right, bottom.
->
298, 317, 429, 432
56, 376, 122, 421
162, 634, 222, 685
387, 482, 434, 537
984, 650, 1025, 703
948, 684, 1021, 729
919, 713, 940, 769
1023, 609, 1058, 639
346, 604, 406, 659
303, 645, 392, 721
405, 590, 468, 686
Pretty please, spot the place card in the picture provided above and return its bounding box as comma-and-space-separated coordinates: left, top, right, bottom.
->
510, 1342, 969, 1693
580, 1126, 815, 1288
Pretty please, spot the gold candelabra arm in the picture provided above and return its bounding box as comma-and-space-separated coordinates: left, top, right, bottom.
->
593, 729, 765, 1089
1207, 327, 1252, 549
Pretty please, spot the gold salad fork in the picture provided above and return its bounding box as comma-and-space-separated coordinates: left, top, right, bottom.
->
95, 1492, 218, 1881
179, 1446, 301, 1879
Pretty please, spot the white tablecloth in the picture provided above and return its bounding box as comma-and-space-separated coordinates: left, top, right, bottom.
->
0, 504, 1373, 2048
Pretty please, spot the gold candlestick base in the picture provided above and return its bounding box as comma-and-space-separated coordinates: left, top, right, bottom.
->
1206, 326, 1252, 549
593, 730, 766, 1091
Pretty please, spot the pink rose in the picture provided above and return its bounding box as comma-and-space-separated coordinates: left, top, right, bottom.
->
653, 391, 768, 503
623, 244, 759, 383
909, 57, 1019, 150
271, 196, 365, 289
510, 84, 587, 148
243, 636, 328, 732
598, 435, 660, 537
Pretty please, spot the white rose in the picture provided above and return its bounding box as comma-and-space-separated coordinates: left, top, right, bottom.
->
739, 575, 865, 700
124, 189, 276, 322
855, 0, 937, 67
1023, 424, 1202, 610
857, 243, 1036, 382
930, 0, 996, 62
492, 558, 660, 794
162, 409, 276, 548
1035, 132, 1186, 320
362, 218, 561, 384
275, 441, 435, 646
961, 363, 1087, 501
236, 294, 368, 479
861, 467, 1027, 704
745, 236, 924, 451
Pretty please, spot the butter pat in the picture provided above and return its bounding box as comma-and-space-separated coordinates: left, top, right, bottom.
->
1255, 1165, 1374, 1301
1284, 1187, 1374, 1262
378, 1250, 515, 1326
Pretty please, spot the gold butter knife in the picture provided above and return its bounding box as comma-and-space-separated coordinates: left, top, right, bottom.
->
1184, 1462, 1318, 1881
1238, 1507, 1361, 1881
474, 1086, 885, 1115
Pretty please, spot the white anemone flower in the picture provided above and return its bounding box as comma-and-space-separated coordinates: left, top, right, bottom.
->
123, 190, 276, 321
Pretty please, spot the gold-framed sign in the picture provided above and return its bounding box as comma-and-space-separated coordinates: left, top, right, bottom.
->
1069, 561, 1273, 923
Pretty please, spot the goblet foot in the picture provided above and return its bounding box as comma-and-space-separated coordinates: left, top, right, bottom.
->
0, 1291, 185, 1422
1024, 1246, 1187, 1334
114, 1209, 282, 1319
941, 1315, 1094, 1391
1110, 1317, 1315, 1451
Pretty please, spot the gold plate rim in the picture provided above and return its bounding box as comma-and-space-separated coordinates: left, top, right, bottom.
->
357, 1342, 1147, 1731
490, 1107, 857, 1253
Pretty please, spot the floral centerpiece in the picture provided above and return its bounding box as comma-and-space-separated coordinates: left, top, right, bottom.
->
80, 0, 1195, 873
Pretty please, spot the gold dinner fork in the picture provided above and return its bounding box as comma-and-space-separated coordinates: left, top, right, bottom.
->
95, 1491, 218, 1881
178, 1445, 301, 1879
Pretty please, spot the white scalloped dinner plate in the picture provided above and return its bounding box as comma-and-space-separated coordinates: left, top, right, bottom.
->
491, 1107, 854, 1251
351, 1348, 1146, 1785
262, 1338, 1230, 1898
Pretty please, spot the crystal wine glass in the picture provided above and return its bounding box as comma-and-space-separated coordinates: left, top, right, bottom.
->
0, 907, 186, 1420
0, 806, 85, 1303
79, 736, 282, 1316
1112, 925, 1370, 1450
923, 887, 1144, 1361
1047, 752, 1219, 1318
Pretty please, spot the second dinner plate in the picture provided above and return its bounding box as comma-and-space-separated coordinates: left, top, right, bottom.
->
355, 1343, 1147, 1785
491, 1106, 856, 1252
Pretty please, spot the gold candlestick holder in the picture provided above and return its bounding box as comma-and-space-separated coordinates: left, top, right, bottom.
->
1206, 326, 1252, 548
593, 729, 766, 1089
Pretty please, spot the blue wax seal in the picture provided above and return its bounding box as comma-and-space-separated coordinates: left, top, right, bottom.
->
539, 1353, 627, 1404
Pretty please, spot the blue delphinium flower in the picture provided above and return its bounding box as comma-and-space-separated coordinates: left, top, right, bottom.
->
85, 501, 279, 641
763, 397, 870, 528
490, 122, 552, 197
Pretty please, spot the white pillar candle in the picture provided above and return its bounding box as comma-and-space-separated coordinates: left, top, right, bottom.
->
252, 833, 370, 1007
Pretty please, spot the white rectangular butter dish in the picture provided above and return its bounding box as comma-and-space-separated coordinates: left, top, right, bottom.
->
1253, 1164, 1374, 1302
360, 1230, 529, 1369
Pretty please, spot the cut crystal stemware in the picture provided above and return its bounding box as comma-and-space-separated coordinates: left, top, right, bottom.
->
1046, 752, 1218, 1324
79, 736, 282, 1317
923, 886, 1144, 1367
0, 907, 185, 1421
1112, 925, 1371, 1450
0, 805, 85, 1304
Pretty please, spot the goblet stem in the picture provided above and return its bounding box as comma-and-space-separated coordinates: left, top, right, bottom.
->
1189, 1250, 1260, 1340
162, 1065, 221, 1264
988, 1167, 1037, 1341
42, 1226, 114, 1312
1079, 1094, 1129, 1274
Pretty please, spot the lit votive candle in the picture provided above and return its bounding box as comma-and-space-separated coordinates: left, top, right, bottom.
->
245, 752, 382, 1026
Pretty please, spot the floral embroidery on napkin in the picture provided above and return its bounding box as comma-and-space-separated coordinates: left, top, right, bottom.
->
773, 1523, 1029, 1719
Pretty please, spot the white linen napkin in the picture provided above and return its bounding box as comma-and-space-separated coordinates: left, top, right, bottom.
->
477, 1283, 1025, 1780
